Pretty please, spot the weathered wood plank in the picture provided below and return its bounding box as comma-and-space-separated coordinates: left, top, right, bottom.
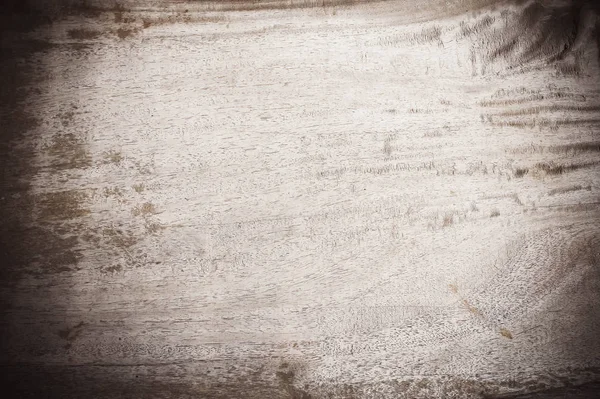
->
1, 0, 600, 397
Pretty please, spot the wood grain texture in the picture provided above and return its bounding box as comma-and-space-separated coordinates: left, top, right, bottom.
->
1, 0, 600, 397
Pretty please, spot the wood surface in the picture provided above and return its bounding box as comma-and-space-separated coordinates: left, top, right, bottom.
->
1, 0, 600, 398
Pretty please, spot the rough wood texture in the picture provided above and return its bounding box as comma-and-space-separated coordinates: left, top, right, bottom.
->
1, 0, 600, 398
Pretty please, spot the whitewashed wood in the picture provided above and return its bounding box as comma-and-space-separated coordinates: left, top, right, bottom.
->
1, 0, 600, 397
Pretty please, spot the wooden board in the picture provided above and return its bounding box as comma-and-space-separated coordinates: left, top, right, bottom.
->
1, 1, 600, 397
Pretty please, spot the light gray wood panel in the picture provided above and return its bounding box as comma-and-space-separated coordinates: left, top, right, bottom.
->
1, 0, 599, 397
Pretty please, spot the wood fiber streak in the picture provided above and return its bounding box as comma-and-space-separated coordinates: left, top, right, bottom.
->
1, 0, 600, 398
